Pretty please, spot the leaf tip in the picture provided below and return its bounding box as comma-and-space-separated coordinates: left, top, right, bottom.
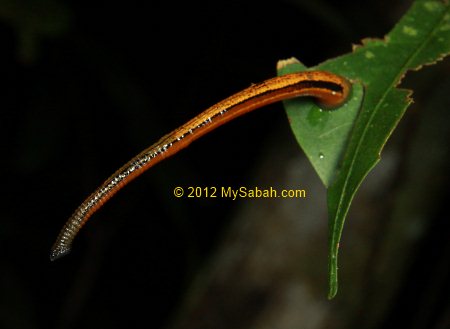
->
328, 286, 338, 300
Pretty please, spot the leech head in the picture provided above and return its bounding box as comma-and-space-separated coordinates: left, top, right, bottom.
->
50, 244, 71, 261
317, 78, 351, 110
314, 76, 352, 110
280, 71, 352, 110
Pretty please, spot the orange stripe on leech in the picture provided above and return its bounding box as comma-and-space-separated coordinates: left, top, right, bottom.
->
50, 70, 351, 260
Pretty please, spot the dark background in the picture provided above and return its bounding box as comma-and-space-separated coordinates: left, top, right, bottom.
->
1, 0, 449, 328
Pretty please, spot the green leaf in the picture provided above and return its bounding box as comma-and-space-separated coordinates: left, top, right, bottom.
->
277, 61, 364, 187
277, 0, 450, 299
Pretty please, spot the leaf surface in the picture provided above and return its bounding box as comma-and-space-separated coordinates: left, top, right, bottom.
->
278, 0, 450, 298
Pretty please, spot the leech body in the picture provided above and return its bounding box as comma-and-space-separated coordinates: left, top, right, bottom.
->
50, 71, 350, 261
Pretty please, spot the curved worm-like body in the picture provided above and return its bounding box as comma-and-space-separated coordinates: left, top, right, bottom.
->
50, 70, 351, 261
